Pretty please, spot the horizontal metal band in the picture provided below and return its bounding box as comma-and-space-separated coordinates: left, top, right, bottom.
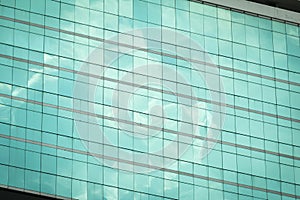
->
0, 53, 299, 124
0, 15, 299, 88
0, 184, 73, 200
0, 133, 299, 199
0, 92, 299, 162
191, 0, 300, 25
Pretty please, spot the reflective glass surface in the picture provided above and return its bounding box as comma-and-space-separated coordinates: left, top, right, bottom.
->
0, 0, 300, 199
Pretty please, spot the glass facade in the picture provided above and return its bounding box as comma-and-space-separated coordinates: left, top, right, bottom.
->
0, 0, 300, 199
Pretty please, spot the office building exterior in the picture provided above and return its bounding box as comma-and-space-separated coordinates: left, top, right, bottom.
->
0, 0, 299, 199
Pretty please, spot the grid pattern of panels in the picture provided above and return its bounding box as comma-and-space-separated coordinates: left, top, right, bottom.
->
0, 0, 300, 199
